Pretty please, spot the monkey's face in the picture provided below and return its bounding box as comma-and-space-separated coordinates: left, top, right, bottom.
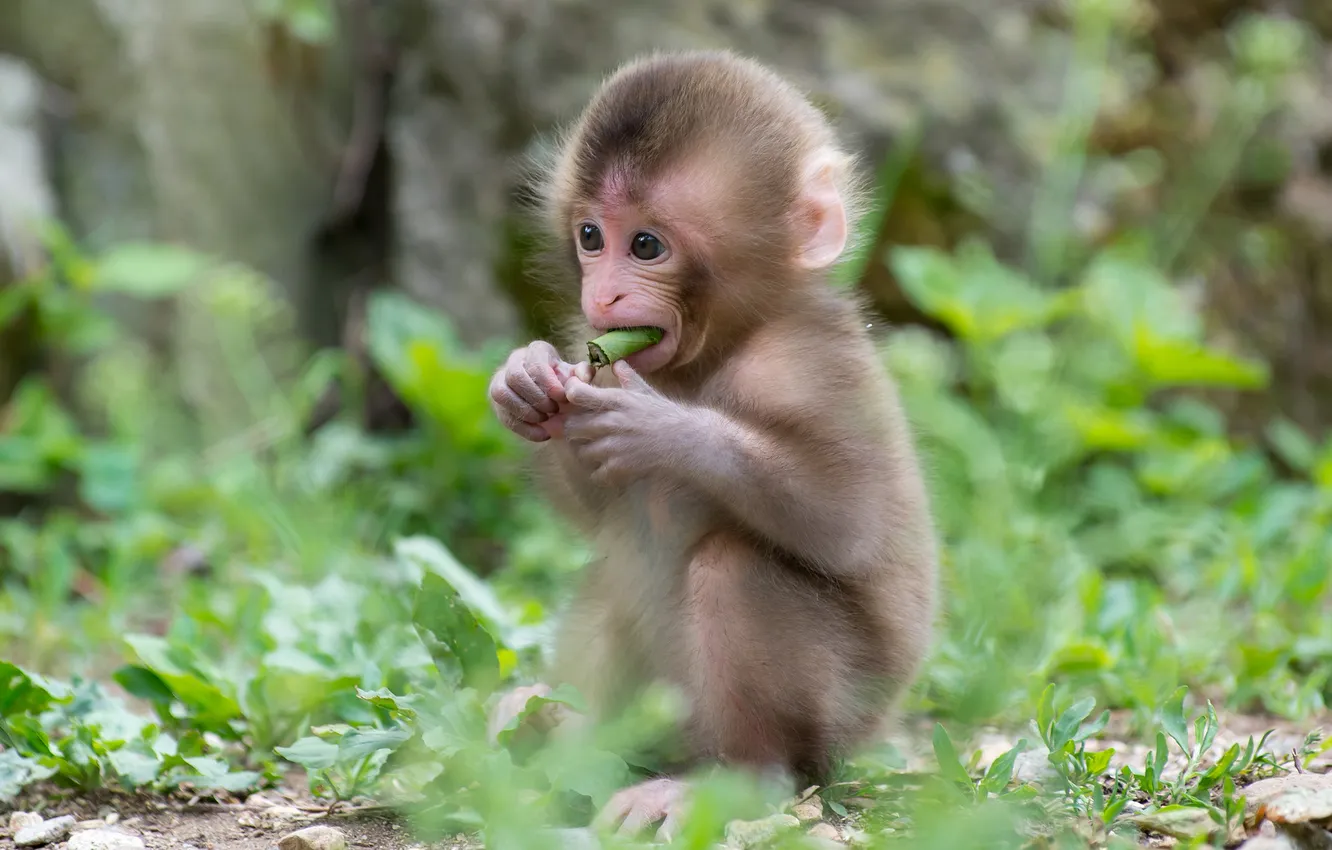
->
572, 195, 692, 374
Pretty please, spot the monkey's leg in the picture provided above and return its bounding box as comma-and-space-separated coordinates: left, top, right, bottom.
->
595, 533, 856, 839
679, 531, 847, 782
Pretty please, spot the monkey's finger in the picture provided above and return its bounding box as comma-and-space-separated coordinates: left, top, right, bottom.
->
490, 384, 547, 425
572, 361, 596, 383
617, 803, 665, 837
507, 365, 559, 415
591, 795, 631, 833
611, 361, 652, 393
526, 359, 569, 406
564, 378, 616, 411
494, 402, 553, 443
510, 418, 553, 442
553, 361, 576, 385
656, 806, 687, 843
561, 412, 621, 442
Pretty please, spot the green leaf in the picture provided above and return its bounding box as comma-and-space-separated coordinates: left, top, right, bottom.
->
0, 281, 33, 329
210, 771, 263, 792
537, 745, 631, 808
1267, 418, 1317, 471
931, 723, 974, 789
493, 682, 587, 749
1074, 709, 1111, 742
396, 536, 519, 645
1036, 685, 1056, 739
1102, 796, 1129, 824
92, 242, 211, 297
275, 736, 339, 771
1084, 748, 1115, 775
891, 241, 1062, 343
1134, 331, 1269, 389
419, 690, 487, 759
979, 740, 1028, 796
120, 637, 242, 729
113, 666, 174, 705
0, 749, 57, 800
1160, 686, 1191, 754
77, 443, 139, 514
1051, 697, 1097, 751
0, 661, 71, 719
1046, 642, 1113, 677
355, 687, 421, 718
338, 727, 413, 762
107, 750, 163, 786
412, 573, 501, 694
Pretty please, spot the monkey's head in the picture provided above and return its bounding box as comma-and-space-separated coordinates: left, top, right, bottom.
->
544, 50, 861, 375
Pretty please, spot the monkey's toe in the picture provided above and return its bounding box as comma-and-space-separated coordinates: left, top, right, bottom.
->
595, 777, 689, 840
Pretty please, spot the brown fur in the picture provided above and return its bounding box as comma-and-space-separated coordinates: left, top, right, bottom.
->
490, 50, 938, 814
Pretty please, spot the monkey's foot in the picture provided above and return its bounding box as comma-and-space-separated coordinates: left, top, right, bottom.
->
594, 777, 690, 842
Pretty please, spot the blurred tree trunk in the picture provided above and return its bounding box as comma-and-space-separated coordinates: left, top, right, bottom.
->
0, 0, 354, 433
0, 57, 51, 408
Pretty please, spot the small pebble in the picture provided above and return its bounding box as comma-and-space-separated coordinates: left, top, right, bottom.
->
66, 829, 147, 850
9, 812, 43, 831
278, 824, 349, 850
238, 805, 308, 829
792, 799, 824, 822
808, 822, 841, 841
725, 813, 800, 849
15, 815, 76, 847
104, 813, 120, 826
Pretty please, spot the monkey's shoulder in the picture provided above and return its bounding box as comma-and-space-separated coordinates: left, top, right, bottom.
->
705, 318, 888, 419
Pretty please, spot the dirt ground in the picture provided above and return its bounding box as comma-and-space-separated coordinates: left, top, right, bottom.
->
0, 786, 454, 850
3, 711, 1330, 850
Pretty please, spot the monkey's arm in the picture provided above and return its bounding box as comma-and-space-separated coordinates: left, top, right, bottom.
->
671, 406, 897, 577
562, 363, 896, 578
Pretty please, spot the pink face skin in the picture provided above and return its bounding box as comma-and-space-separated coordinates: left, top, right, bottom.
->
573, 181, 690, 374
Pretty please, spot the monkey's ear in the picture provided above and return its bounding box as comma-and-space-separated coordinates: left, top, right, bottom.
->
794, 151, 849, 270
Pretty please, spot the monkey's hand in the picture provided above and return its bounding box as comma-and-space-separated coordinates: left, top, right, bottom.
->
562, 361, 692, 486
488, 341, 583, 441
594, 777, 690, 842
486, 683, 573, 744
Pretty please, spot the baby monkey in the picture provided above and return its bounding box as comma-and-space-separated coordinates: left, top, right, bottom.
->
487, 50, 939, 839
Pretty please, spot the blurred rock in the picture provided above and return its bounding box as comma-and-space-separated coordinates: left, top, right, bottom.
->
237, 805, 309, 829
1243, 773, 1332, 825
14, 815, 75, 846
808, 821, 842, 842
278, 824, 349, 850
66, 830, 147, 850
793, 796, 824, 822
725, 813, 800, 848
8, 812, 43, 831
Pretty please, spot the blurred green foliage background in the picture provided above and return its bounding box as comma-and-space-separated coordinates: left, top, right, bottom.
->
1, 1, 1332, 848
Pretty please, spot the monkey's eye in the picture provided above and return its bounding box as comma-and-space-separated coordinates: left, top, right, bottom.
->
630, 232, 665, 261
578, 223, 604, 252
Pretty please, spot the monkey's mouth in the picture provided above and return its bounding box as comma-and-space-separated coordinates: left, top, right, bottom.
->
586, 326, 668, 368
